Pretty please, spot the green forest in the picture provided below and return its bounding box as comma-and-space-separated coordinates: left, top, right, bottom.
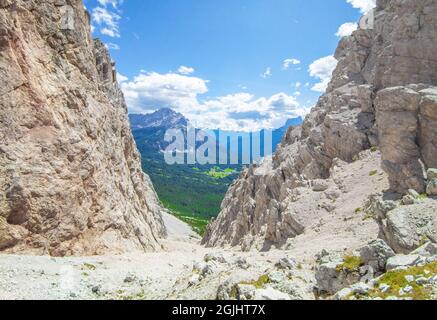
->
133, 129, 240, 235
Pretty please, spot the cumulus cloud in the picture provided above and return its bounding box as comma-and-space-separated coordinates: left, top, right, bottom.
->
261, 67, 272, 79
97, 0, 124, 8
105, 42, 120, 50
92, 6, 121, 37
90, 0, 125, 38
116, 72, 128, 84
336, 22, 358, 37
283, 58, 301, 70
346, 0, 376, 14
177, 66, 195, 75
121, 71, 309, 131
308, 55, 338, 92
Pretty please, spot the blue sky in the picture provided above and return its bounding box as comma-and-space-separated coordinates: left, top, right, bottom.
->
84, 0, 376, 131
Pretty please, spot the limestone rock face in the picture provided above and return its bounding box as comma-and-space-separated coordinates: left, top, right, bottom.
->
376, 86, 437, 193
203, 0, 437, 249
379, 199, 437, 254
0, 0, 165, 256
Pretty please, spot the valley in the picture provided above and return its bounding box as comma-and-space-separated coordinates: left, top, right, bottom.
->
130, 109, 301, 234
0, 0, 436, 303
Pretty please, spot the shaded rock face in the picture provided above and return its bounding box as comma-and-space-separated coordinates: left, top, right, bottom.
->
0, 0, 165, 256
203, 0, 437, 249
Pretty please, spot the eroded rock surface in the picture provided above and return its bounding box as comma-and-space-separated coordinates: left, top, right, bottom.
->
379, 199, 437, 254
0, 0, 165, 256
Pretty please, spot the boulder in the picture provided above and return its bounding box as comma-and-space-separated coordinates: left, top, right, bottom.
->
350, 282, 371, 295
386, 255, 420, 271
407, 189, 420, 199
253, 287, 291, 300
359, 239, 396, 272
236, 284, 256, 300
277, 257, 298, 270
402, 195, 416, 205
411, 242, 437, 257
188, 274, 201, 286
268, 271, 286, 284
235, 257, 251, 270
204, 253, 227, 264
427, 169, 437, 180
312, 180, 329, 192
427, 179, 437, 196
371, 198, 398, 220
379, 199, 437, 254
315, 253, 361, 294
334, 288, 353, 300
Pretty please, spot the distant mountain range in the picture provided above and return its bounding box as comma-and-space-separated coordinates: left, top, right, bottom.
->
129, 108, 302, 154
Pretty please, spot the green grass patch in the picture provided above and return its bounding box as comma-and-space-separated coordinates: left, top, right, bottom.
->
240, 274, 271, 289
82, 263, 96, 271
358, 262, 437, 300
336, 256, 363, 273
116, 289, 146, 300
418, 193, 428, 200
363, 211, 376, 221
204, 166, 236, 179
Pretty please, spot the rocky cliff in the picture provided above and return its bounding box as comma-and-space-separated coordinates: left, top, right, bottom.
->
0, 0, 166, 256
202, 0, 437, 250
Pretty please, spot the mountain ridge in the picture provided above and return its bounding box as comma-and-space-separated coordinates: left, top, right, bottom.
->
129, 108, 188, 131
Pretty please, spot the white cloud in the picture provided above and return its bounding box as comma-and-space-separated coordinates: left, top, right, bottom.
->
308, 55, 338, 93
261, 67, 272, 79
98, 0, 123, 8
283, 58, 301, 70
121, 71, 309, 131
177, 66, 195, 75
105, 42, 120, 50
336, 22, 358, 37
92, 7, 121, 37
116, 72, 128, 84
346, 0, 376, 14
121, 71, 208, 112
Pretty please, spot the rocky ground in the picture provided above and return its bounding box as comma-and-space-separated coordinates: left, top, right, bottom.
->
0, 237, 312, 300
3, 151, 435, 300
0, 208, 314, 300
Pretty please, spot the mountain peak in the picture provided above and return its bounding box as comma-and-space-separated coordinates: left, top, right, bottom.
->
129, 108, 188, 130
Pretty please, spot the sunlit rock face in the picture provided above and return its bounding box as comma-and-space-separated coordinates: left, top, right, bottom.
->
0, 0, 165, 256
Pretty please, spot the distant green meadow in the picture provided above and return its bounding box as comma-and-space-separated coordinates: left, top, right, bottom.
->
133, 129, 240, 235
